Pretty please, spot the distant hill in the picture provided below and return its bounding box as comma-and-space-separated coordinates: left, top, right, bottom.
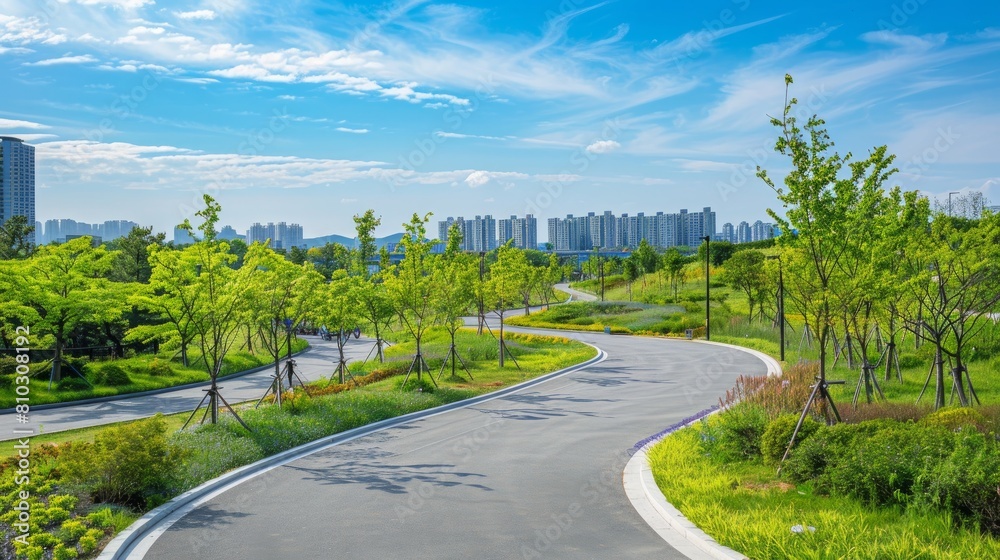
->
302, 232, 405, 250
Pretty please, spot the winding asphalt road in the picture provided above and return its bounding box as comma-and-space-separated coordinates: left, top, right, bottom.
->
137, 321, 765, 558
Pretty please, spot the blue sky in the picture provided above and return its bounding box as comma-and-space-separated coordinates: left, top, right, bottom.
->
2, 0, 999, 240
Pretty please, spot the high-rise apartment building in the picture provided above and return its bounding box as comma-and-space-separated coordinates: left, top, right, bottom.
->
0, 136, 36, 244
548, 207, 717, 250
245, 222, 304, 249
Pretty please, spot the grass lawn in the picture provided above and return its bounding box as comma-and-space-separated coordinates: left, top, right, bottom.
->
649, 425, 1000, 559
0, 337, 309, 408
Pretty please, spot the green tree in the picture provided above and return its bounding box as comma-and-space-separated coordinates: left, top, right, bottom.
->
108, 226, 165, 283
353, 209, 382, 277
661, 248, 685, 300
719, 250, 770, 321
355, 273, 394, 363
320, 270, 365, 383
177, 196, 257, 423
383, 213, 437, 382
431, 249, 476, 379
900, 211, 1000, 408
757, 74, 899, 396
0, 215, 36, 259
243, 242, 324, 381
133, 243, 202, 366
0, 237, 121, 382
487, 243, 528, 367
623, 255, 640, 302
698, 240, 734, 267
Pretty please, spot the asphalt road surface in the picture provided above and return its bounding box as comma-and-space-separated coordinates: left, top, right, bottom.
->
141, 325, 765, 560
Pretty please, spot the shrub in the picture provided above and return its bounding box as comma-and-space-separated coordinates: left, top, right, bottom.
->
91, 363, 131, 386
148, 358, 174, 377
59, 519, 88, 542
48, 494, 78, 511
825, 423, 954, 507
60, 414, 185, 507
840, 402, 932, 424
701, 404, 769, 462
78, 529, 104, 554
784, 420, 900, 484
914, 429, 1000, 535
52, 543, 78, 560
897, 354, 924, 369
920, 407, 989, 433
761, 413, 821, 466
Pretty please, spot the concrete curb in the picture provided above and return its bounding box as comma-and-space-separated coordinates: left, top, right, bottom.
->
623, 339, 783, 560
1, 344, 311, 414
99, 343, 607, 560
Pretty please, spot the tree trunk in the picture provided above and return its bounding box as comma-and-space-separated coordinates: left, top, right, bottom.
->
952, 353, 969, 407
934, 345, 946, 410
52, 340, 63, 383
498, 315, 505, 368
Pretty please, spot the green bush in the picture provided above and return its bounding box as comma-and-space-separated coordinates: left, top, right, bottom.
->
148, 358, 174, 377
59, 519, 88, 542
784, 420, 899, 484
914, 429, 1000, 534
825, 423, 954, 507
52, 543, 78, 560
91, 363, 132, 386
920, 407, 989, 432
700, 404, 770, 462
896, 354, 924, 369
78, 529, 104, 553
60, 414, 185, 507
761, 413, 821, 466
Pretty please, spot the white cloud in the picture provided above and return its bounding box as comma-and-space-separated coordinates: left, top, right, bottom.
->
0, 118, 51, 130
585, 140, 620, 154
176, 10, 217, 20
335, 127, 369, 134
70, 0, 154, 8
435, 131, 506, 141
465, 170, 491, 188
175, 77, 219, 84
277, 94, 300, 100
25, 54, 98, 66
0, 15, 67, 46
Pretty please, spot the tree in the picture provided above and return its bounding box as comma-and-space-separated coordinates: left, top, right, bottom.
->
353, 209, 382, 277
355, 273, 394, 363
661, 248, 685, 300
487, 243, 528, 368
242, 242, 324, 383
622, 255, 640, 302
757, 74, 899, 402
0, 215, 36, 260
719, 250, 770, 322
900, 211, 1000, 408
537, 253, 563, 306
383, 213, 437, 384
307, 242, 351, 279
108, 226, 165, 283
320, 270, 365, 384
0, 237, 121, 382
697, 240, 734, 267
431, 247, 476, 379
177, 195, 257, 424
134, 243, 203, 366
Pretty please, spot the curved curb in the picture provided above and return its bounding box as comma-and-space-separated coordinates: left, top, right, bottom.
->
623, 339, 782, 560
99, 343, 606, 560
1, 344, 311, 414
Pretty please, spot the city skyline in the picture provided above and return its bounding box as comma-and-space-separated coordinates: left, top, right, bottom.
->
1, 1, 997, 238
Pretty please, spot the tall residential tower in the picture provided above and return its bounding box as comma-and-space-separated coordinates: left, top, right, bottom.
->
0, 136, 36, 244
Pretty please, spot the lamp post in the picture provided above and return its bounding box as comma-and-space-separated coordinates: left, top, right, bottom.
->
701, 235, 710, 341
767, 255, 785, 361
948, 191, 960, 216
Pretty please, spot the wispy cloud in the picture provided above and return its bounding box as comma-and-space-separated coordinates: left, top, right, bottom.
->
25, 54, 98, 66
175, 10, 216, 21
0, 117, 51, 129
335, 127, 369, 134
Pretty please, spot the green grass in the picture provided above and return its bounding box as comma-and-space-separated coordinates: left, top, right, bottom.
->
649, 425, 1000, 559
507, 301, 699, 335
0, 338, 309, 408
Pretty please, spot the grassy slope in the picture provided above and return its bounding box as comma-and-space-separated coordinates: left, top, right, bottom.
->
0, 337, 310, 408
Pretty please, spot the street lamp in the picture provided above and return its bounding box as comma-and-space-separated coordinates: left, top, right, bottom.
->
701, 235, 710, 341
948, 191, 960, 216
767, 255, 785, 361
